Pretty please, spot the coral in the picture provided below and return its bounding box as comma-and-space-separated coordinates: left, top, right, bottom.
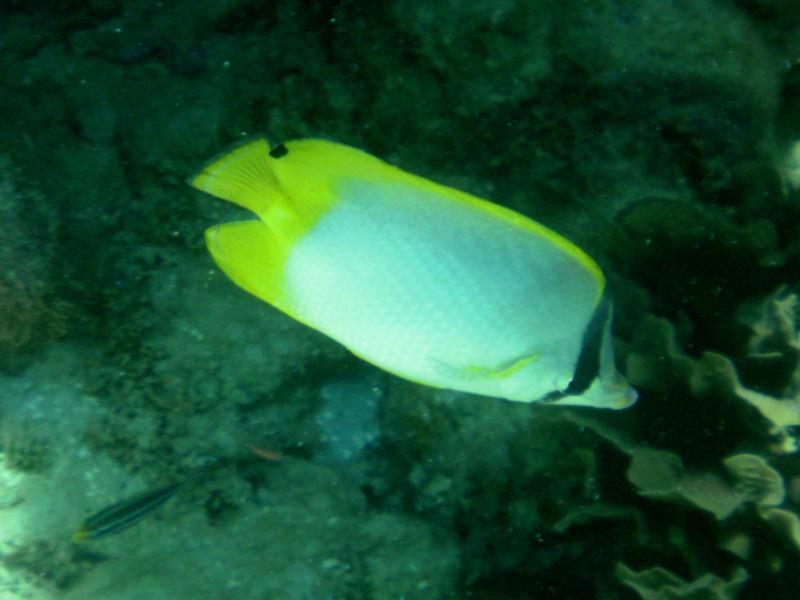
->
0, 156, 63, 364
570, 298, 800, 596
615, 563, 748, 600
390, 0, 552, 114
722, 454, 785, 507
696, 352, 800, 454
553, 503, 644, 536
778, 140, 800, 194
0, 417, 52, 474
627, 448, 743, 521
625, 294, 800, 456
760, 508, 800, 552
0, 453, 24, 510
314, 377, 383, 466
2, 539, 102, 592
564, 413, 786, 522
360, 513, 460, 600
691, 288, 800, 453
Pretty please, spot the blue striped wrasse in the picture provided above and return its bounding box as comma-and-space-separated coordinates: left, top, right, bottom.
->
72, 483, 180, 542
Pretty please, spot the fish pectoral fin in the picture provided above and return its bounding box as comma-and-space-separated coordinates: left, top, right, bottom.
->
428, 357, 485, 382
205, 220, 291, 309
429, 352, 540, 382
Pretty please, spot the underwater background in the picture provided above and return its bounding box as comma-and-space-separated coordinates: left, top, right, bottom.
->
1, 0, 799, 598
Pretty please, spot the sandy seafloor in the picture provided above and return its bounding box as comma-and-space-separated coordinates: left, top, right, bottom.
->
1, 1, 800, 598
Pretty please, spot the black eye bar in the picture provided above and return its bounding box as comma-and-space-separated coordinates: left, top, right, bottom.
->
542, 290, 611, 403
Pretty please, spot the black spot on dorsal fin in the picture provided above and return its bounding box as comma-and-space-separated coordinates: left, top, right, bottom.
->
269, 143, 289, 159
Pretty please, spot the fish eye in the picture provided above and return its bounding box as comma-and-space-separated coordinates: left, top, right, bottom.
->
269, 144, 289, 159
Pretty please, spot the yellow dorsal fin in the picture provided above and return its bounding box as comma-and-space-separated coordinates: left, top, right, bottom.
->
205, 220, 292, 309
190, 139, 280, 216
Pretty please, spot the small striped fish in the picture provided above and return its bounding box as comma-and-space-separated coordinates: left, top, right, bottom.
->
72, 483, 180, 542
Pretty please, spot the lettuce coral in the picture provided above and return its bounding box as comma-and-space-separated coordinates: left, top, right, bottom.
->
615, 563, 748, 600
573, 295, 800, 596
691, 288, 800, 453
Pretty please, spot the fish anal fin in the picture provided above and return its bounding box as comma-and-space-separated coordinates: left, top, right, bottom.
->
205, 220, 291, 308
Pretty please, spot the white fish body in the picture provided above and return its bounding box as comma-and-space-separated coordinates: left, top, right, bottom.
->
191, 138, 636, 409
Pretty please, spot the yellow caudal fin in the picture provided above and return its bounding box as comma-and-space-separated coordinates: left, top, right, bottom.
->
190, 138, 283, 217
205, 220, 291, 309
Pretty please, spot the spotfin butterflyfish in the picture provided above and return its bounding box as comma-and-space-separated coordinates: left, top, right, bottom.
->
191, 138, 637, 409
